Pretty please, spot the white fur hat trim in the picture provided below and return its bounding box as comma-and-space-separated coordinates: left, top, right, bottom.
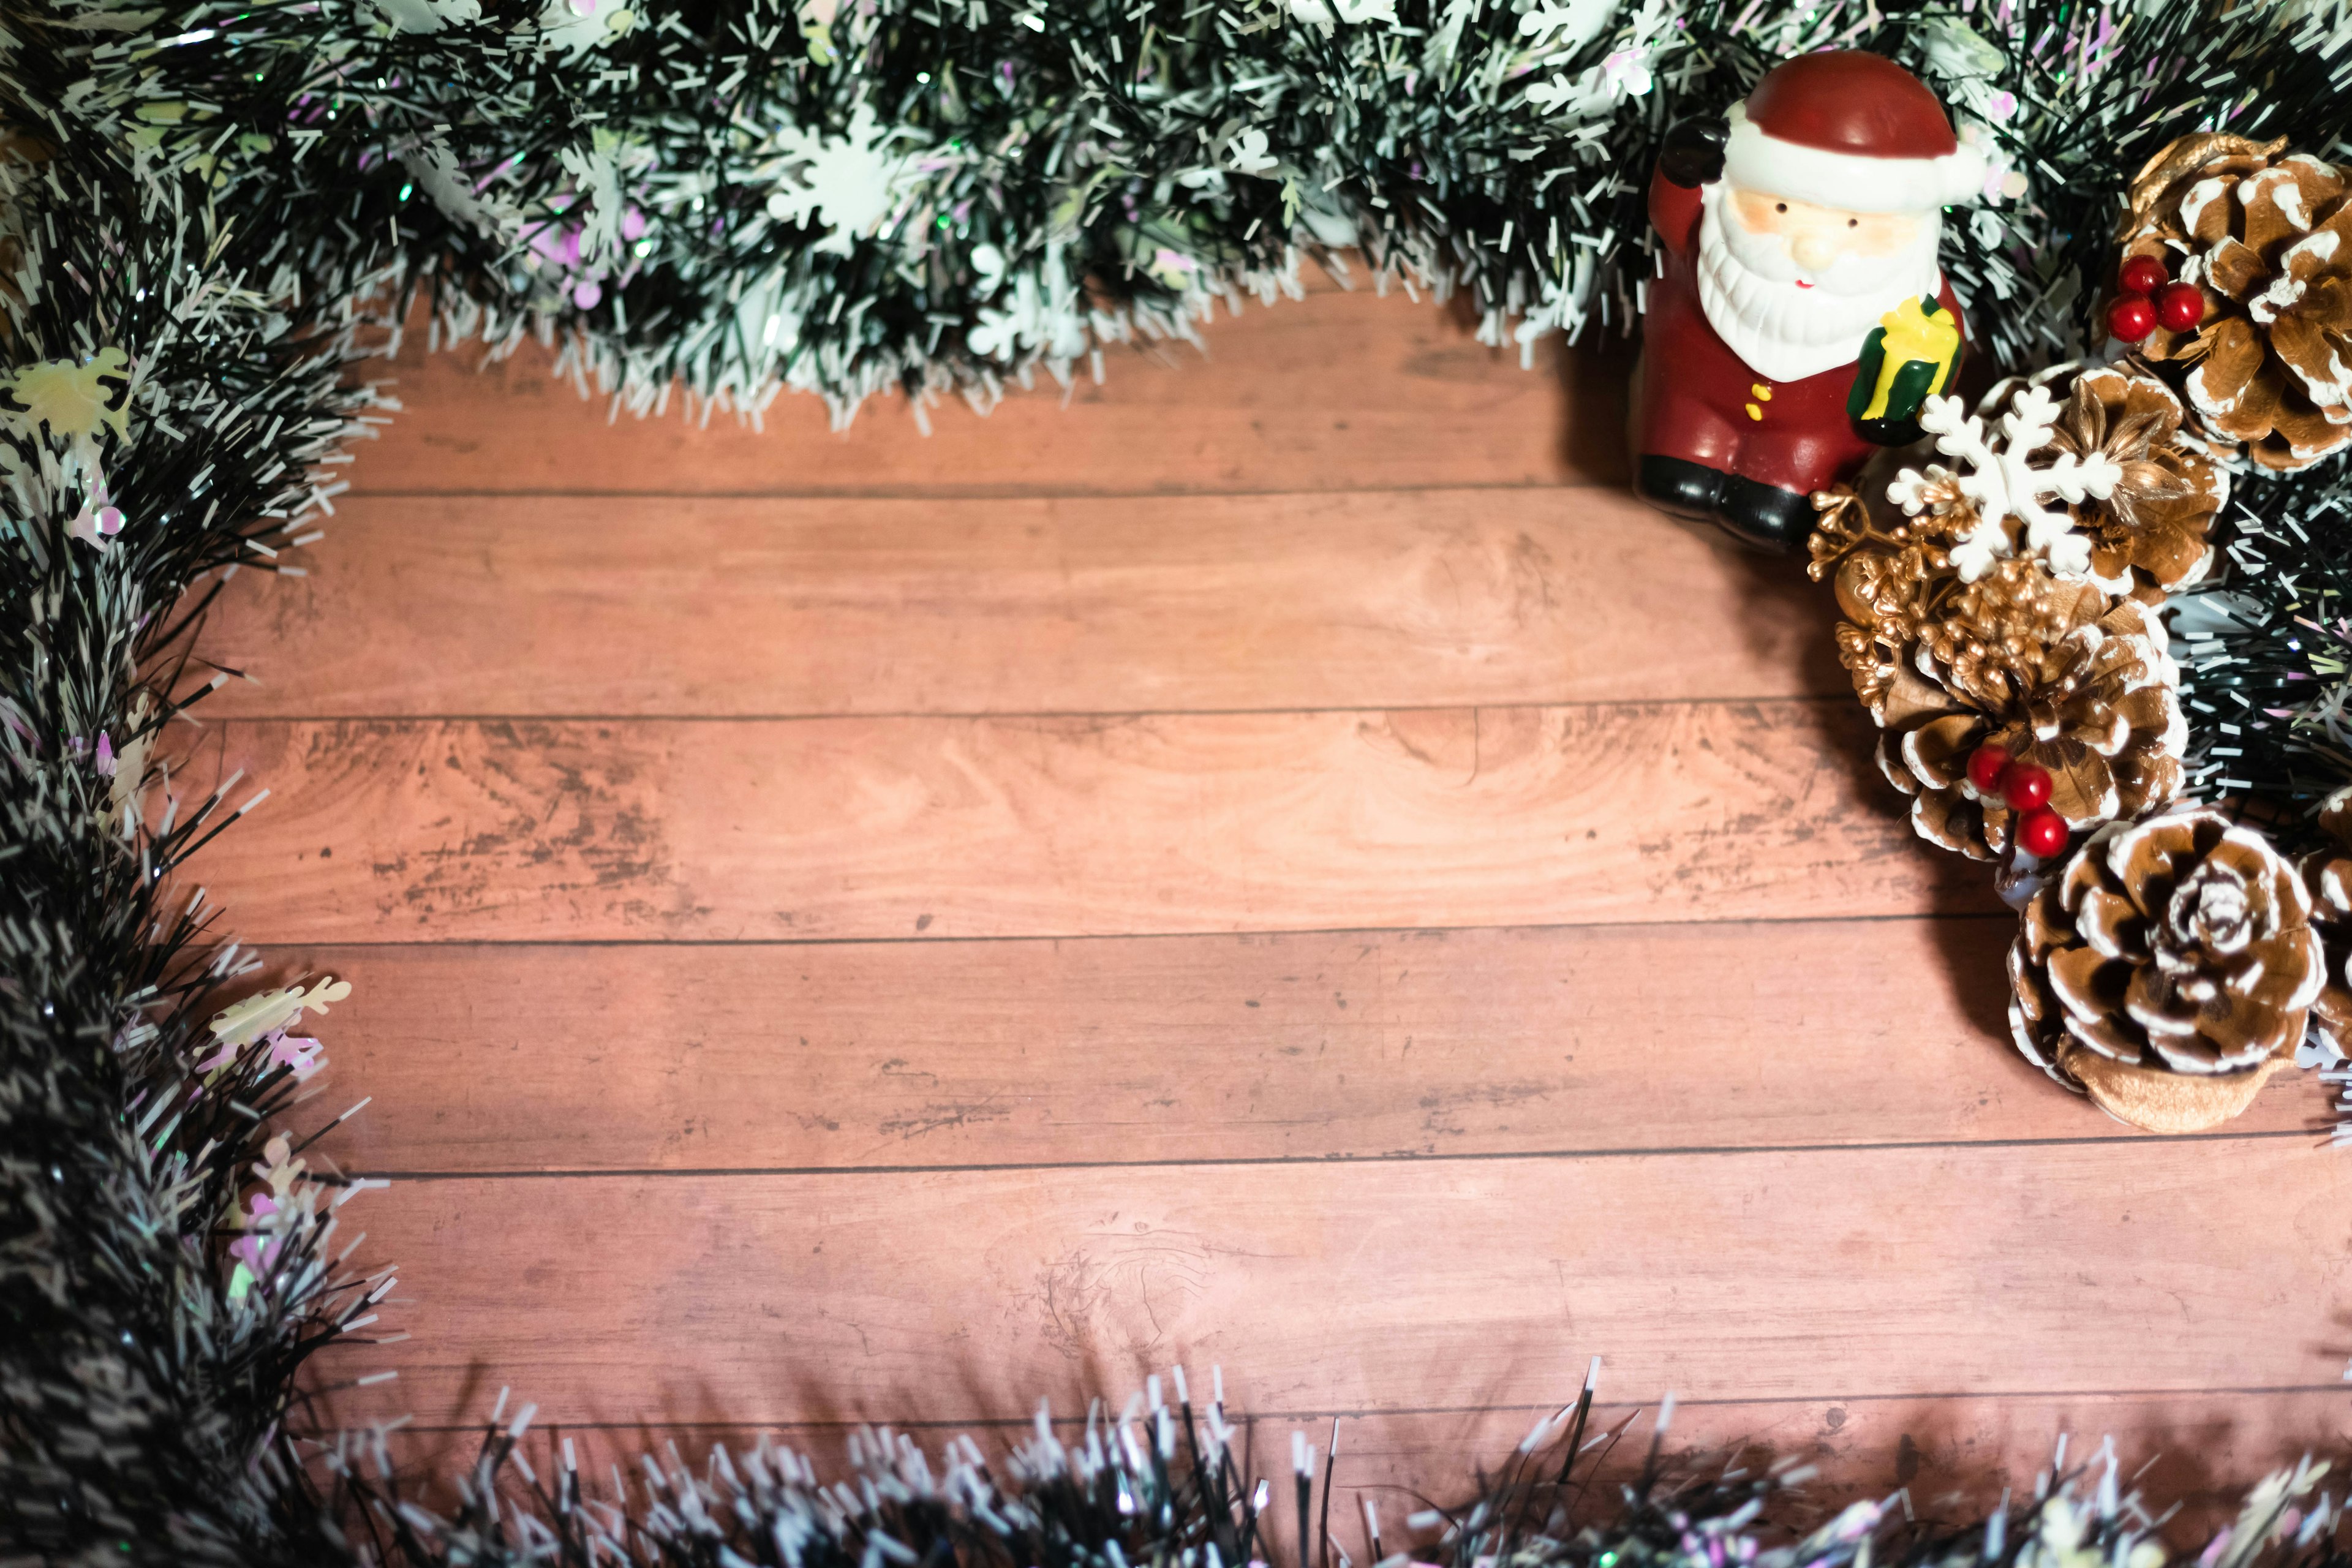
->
1721, 102, 1986, 213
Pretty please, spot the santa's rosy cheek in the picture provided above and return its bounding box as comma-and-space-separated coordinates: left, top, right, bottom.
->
1849, 216, 1923, 256
1730, 189, 1792, 233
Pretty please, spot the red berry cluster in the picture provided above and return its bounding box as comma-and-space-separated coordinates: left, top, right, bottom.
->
1966, 744, 2069, 859
2106, 254, 2204, 343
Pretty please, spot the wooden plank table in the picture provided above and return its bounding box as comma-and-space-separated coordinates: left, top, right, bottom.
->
194, 271, 2352, 1542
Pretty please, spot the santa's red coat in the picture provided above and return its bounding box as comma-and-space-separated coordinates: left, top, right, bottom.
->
1639, 169, 1967, 497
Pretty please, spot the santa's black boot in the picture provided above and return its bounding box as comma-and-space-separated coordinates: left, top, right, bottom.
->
1635, 455, 1728, 522
1714, 476, 1814, 552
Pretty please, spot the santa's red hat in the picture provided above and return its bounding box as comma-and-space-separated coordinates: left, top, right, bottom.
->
1720, 51, 1986, 214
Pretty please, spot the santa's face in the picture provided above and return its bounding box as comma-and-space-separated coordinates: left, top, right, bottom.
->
1726, 188, 1926, 280
1695, 179, 1945, 385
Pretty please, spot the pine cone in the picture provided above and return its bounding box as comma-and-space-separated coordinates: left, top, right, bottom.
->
2041, 364, 2225, 601
2299, 785, 2352, 1060
2009, 809, 2322, 1131
2119, 132, 2352, 470
1871, 566, 2185, 861
1811, 471, 1969, 720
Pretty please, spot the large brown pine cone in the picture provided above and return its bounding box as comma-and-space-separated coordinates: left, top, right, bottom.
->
2010, 808, 2322, 1131
1866, 567, 2184, 861
2119, 132, 2352, 470
2041, 364, 2225, 601
2299, 786, 2352, 1060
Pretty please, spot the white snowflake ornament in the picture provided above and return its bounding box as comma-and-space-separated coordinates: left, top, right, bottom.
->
966, 252, 1090, 365
540, 0, 634, 58
968, 244, 1007, 296
554, 127, 637, 263
761, 104, 914, 257
1516, 0, 1618, 51
7, 347, 131, 455
369, 0, 482, 32
208, 976, 354, 1052
1224, 128, 1278, 177
1523, 0, 1668, 115
1888, 374, 2125, 583
397, 134, 524, 239
1287, 0, 1398, 22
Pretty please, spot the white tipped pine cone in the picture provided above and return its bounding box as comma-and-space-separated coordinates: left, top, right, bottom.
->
2119, 132, 2352, 471
2041, 364, 2225, 600
2297, 786, 2352, 1062
2010, 808, 2322, 1131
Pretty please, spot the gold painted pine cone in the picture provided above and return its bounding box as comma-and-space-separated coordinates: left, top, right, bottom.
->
1871, 575, 2185, 862
2119, 132, 2352, 470
2010, 808, 2323, 1132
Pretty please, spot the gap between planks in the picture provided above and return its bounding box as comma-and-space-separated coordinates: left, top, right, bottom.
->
370, 1390, 2352, 1431
335, 480, 1613, 501
339, 1133, 2332, 1183
227, 910, 2022, 944
202, 697, 1864, 725
230, 911, 2022, 943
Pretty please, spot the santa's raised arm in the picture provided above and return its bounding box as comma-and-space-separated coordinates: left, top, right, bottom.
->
1634, 51, 1987, 551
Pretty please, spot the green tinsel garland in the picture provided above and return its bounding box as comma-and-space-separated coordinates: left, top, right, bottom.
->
32, 0, 2352, 412
9, 0, 2352, 1560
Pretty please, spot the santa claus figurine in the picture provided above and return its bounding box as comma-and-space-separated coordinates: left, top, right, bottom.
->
1635, 51, 1987, 550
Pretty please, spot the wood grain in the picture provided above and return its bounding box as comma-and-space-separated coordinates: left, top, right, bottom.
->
190, 705, 2000, 944
218, 260, 2343, 1523
314, 1138, 2352, 1434
284, 924, 2319, 1177
353, 281, 1631, 500
200, 489, 1840, 720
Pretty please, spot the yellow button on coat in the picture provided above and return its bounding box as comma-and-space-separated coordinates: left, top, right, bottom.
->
1744, 402, 1764, 421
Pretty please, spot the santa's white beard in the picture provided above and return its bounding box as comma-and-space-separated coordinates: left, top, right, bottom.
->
1694, 184, 1945, 385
